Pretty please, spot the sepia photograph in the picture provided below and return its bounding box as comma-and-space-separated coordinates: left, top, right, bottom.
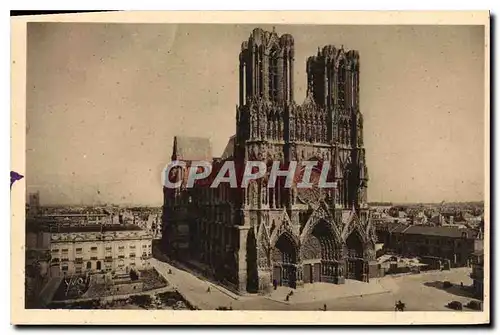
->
11, 11, 490, 325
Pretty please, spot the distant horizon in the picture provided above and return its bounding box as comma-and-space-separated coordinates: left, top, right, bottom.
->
32, 198, 485, 208
27, 24, 485, 205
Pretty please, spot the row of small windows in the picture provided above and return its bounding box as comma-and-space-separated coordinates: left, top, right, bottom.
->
52, 244, 150, 254
397, 236, 469, 248
52, 253, 150, 265
59, 260, 146, 276
170, 185, 231, 206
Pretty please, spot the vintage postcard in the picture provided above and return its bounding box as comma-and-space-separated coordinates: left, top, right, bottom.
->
11, 11, 490, 325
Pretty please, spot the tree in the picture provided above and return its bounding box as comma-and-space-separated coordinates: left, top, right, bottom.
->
130, 269, 139, 281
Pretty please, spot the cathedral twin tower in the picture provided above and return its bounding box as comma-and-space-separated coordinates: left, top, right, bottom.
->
235, 27, 368, 209
238, 29, 295, 106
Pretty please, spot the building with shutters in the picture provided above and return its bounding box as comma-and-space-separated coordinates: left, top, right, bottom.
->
49, 224, 153, 277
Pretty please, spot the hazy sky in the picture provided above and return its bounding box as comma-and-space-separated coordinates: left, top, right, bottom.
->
26, 23, 485, 205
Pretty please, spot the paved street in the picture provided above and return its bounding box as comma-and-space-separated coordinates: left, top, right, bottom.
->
151, 257, 479, 311
150, 258, 236, 310
250, 268, 477, 311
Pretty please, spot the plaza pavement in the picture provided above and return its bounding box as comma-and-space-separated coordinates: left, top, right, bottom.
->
267, 279, 390, 305
150, 257, 479, 311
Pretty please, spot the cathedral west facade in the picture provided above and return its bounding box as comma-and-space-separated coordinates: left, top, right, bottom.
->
162, 27, 378, 294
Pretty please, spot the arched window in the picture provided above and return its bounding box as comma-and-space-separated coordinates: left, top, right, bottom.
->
338, 59, 346, 108
259, 45, 265, 97
345, 120, 350, 145
86, 261, 92, 270
269, 47, 279, 101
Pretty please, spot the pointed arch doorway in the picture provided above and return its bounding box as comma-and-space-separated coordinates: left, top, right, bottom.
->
271, 233, 298, 288
345, 231, 366, 281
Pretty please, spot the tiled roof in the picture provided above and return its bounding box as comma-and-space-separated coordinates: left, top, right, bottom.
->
391, 223, 410, 233
172, 136, 212, 161
402, 225, 476, 238
374, 221, 408, 233
53, 224, 144, 233
221, 135, 235, 160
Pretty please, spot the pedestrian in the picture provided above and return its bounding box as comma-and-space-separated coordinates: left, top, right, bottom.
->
323, 304, 327, 311
207, 287, 211, 293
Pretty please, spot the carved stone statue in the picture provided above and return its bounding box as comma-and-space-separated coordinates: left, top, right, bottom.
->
358, 149, 366, 180
358, 186, 366, 205
267, 113, 272, 139
296, 119, 302, 141
357, 112, 363, 146
279, 118, 284, 139
249, 181, 259, 207
251, 112, 257, 139
260, 110, 267, 140
300, 119, 306, 141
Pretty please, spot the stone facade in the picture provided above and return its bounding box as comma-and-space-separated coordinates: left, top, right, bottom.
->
162, 27, 377, 294
49, 225, 153, 277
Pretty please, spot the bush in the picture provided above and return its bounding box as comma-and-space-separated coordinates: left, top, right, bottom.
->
129, 294, 152, 308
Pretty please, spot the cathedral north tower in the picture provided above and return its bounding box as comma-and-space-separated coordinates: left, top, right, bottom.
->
239, 27, 295, 106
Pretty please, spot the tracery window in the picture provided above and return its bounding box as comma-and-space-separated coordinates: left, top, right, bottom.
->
269, 47, 279, 101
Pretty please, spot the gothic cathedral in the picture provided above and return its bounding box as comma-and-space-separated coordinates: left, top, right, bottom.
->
162, 27, 378, 294
235, 28, 377, 293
